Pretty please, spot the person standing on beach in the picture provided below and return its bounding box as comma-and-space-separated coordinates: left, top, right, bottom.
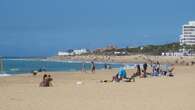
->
136, 64, 141, 76
142, 62, 148, 77
104, 63, 107, 69
156, 61, 160, 75
91, 61, 96, 73
81, 62, 86, 72
152, 63, 157, 76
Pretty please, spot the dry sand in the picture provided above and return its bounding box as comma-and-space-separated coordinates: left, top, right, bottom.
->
0, 65, 195, 110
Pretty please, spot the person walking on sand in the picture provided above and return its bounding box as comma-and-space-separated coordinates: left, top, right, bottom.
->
91, 61, 96, 73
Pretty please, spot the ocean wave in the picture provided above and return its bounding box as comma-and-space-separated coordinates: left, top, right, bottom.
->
37, 59, 84, 63
124, 64, 136, 69
6, 58, 43, 61
10, 68, 20, 71
5, 58, 123, 65
0, 73, 11, 77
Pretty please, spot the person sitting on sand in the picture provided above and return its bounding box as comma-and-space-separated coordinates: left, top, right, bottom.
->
191, 61, 195, 66
112, 66, 135, 82
118, 67, 127, 79
39, 74, 53, 87
46, 75, 53, 87
167, 64, 175, 77
161, 64, 169, 76
112, 73, 120, 82
32, 70, 38, 76
152, 68, 159, 76
39, 74, 47, 87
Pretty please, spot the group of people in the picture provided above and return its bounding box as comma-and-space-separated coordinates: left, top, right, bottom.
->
133, 62, 175, 78
81, 61, 96, 73
151, 62, 174, 77
39, 74, 53, 87
111, 62, 175, 83
38, 61, 175, 86
132, 62, 148, 78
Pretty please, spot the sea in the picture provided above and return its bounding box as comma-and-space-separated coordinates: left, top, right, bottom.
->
0, 58, 135, 76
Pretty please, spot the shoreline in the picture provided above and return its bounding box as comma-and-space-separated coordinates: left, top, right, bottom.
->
0, 64, 192, 78
0, 67, 123, 77
1, 55, 195, 76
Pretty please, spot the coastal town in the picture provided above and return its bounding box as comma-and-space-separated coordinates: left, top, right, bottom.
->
57, 21, 195, 57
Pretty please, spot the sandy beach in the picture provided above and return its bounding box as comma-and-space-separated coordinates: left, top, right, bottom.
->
1, 0, 195, 109
0, 65, 195, 110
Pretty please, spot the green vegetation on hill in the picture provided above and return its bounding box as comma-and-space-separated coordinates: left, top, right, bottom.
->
128, 42, 181, 55
100, 42, 195, 55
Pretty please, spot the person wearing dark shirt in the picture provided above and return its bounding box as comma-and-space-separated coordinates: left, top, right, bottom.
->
142, 62, 148, 77
91, 61, 96, 73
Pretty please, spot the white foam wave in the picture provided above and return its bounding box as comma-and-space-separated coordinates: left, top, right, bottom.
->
0, 73, 11, 77
10, 68, 20, 71
124, 64, 136, 69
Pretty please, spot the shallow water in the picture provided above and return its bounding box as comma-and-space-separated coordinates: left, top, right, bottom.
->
0, 58, 135, 75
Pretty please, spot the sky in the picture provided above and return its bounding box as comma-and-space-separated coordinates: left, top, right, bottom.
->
0, 0, 195, 56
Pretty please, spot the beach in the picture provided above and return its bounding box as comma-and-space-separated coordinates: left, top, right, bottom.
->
1, 0, 195, 109
0, 64, 195, 110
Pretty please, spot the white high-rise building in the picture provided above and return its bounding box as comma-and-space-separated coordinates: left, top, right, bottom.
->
180, 21, 195, 45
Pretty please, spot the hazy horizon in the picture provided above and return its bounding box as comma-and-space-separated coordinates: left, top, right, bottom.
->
0, 0, 195, 56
